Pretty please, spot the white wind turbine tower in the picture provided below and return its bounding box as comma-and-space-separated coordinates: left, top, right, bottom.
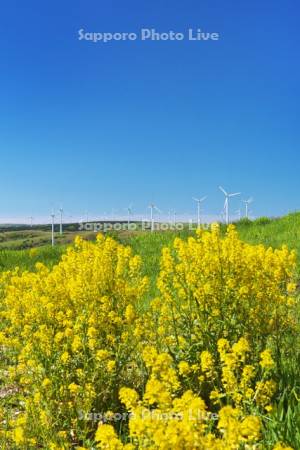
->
192, 196, 207, 228
59, 206, 63, 235
243, 197, 253, 219
29, 216, 33, 227
235, 209, 241, 221
50, 210, 55, 247
219, 186, 240, 225
149, 203, 161, 232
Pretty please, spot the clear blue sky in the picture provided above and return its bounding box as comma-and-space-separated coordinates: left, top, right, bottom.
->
0, 0, 299, 221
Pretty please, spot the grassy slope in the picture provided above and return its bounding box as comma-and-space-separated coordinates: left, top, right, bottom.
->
0, 230, 97, 251
236, 214, 300, 253
1, 212, 300, 277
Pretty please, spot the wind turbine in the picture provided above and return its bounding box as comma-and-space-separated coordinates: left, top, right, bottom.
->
29, 216, 33, 228
235, 209, 241, 221
50, 211, 55, 247
219, 187, 240, 225
59, 206, 63, 235
192, 196, 207, 228
243, 198, 253, 219
149, 203, 161, 232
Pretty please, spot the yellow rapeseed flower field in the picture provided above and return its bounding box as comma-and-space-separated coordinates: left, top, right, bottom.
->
0, 226, 298, 449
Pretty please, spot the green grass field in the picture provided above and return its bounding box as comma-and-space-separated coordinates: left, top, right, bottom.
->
1, 213, 300, 274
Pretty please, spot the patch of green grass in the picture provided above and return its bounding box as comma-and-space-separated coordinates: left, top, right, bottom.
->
0, 245, 65, 272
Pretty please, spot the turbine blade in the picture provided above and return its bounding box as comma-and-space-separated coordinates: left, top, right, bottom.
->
200, 196, 207, 202
219, 186, 227, 196
229, 192, 240, 197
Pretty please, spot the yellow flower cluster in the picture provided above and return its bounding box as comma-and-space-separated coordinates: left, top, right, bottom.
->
0, 235, 148, 448
150, 224, 297, 364
96, 341, 274, 449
